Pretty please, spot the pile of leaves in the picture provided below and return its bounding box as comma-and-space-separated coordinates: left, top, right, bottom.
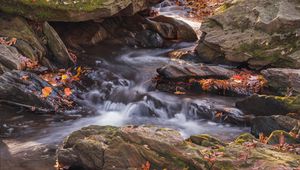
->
175, 0, 225, 20
190, 72, 267, 95
155, 70, 267, 96
40, 67, 84, 107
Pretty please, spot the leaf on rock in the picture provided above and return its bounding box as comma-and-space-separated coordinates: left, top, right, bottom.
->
64, 88, 72, 97
42, 86, 52, 97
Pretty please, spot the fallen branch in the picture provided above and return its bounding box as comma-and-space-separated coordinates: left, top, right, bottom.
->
0, 99, 63, 114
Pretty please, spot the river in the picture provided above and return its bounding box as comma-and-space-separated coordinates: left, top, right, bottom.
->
0, 2, 249, 170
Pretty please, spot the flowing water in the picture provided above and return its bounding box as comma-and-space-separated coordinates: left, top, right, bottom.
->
0, 2, 249, 170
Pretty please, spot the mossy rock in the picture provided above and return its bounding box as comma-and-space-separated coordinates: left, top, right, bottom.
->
188, 134, 226, 147
267, 130, 299, 145
0, 0, 150, 22
236, 95, 300, 116
234, 133, 257, 144
58, 125, 300, 170
0, 14, 45, 60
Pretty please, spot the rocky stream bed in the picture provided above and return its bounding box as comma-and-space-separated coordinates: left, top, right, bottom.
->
1, 0, 300, 170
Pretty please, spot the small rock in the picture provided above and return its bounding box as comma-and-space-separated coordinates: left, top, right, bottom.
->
0, 45, 24, 71
267, 130, 299, 145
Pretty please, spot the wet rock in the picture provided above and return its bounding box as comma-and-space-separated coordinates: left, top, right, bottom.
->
236, 95, 300, 116
267, 130, 299, 145
188, 100, 248, 125
57, 125, 300, 170
0, 45, 24, 72
251, 115, 298, 136
0, 0, 154, 22
157, 62, 236, 80
135, 30, 164, 48
261, 68, 300, 96
196, 0, 300, 69
43, 22, 73, 67
0, 71, 66, 110
150, 15, 198, 41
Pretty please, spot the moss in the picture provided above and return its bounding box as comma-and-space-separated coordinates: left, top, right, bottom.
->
189, 134, 225, 147
215, 3, 232, 14
239, 42, 280, 63
237, 31, 300, 68
273, 95, 300, 112
234, 133, 257, 144
215, 160, 236, 170
15, 0, 106, 12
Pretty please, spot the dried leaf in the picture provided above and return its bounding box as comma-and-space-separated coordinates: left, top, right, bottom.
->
141, 161, 151, 170
64, 88, 72, 97
41, 87, 52, 97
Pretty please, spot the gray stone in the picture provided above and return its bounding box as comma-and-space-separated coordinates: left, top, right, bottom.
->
43, 22, 73, 67
261, 68, 300, 96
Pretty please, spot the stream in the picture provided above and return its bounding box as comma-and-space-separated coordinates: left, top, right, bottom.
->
0, 3, 249, 170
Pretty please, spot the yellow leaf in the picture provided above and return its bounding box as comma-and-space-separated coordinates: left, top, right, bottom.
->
61, 74, 69, 83
42, 87, 52, 97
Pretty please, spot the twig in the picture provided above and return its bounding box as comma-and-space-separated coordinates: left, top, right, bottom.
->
0, 99, 62, 114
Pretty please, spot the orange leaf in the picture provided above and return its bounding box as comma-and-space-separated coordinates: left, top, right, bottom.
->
141, 161, 151, 170
64, 88, 72, 97
42, 87, 52, 97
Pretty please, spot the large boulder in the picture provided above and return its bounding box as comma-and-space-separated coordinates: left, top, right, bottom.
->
57, 125, 300, 170
57, 125, 205, 170
196, 0, 300, 69
0, 0, 157, 22
251, 115, 298, 136
261, 68, 300, 96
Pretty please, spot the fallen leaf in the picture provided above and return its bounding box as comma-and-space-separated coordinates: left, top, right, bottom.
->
42, 87, 52, 97
64, 88, 72, 97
